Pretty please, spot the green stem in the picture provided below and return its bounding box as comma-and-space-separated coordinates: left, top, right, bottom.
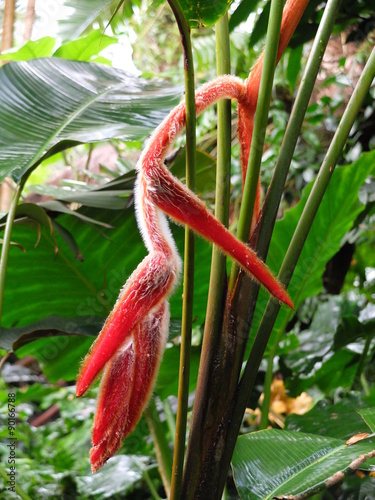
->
202, 11, 231, 327
353, 335, 372, 391
0, 180, 24, 329
0, 464, 32, 500
216, 8, 375, 481
166, 2, 196, 499
258, 0, 342, 262
222, 484, 229, 500
278, 44, 375, 286
142, 465, 163, 500
181, 12, 231, 496
162, 398, 176, 439
84, 143, 94, 178
257, 0, 342, 432
239, 42, 375, 433
229, 0, 284, 290
360, 372, 370, 397
145, 398, 173, 498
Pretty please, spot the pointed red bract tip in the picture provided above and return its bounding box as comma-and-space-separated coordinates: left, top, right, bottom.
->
90, 436, 118, 473
87, 303, 169, 473
286, 297, 294, 310
276, 288, 294, 310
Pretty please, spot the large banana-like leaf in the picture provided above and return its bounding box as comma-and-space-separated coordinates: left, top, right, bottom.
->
232, 414, 375, 499
0, 58, 181, 183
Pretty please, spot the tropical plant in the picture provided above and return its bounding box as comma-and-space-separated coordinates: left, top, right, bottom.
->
0, 0, 375, 498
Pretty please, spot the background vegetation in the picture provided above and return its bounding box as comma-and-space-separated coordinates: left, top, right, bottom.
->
0, 0, 374, 498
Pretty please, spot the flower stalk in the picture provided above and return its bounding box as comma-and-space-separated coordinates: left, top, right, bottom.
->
0, 179, 24, 329
237, 43, 375, 442
258, 0, 342, 428
166, 1, 196, 498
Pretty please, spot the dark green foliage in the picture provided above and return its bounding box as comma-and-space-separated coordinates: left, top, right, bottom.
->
1, 0, 374, 497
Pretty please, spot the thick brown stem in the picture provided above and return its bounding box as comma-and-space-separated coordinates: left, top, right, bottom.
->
1, 0, 15, 52
1, 0, 16, 212
23, 0, 36, 42
181, 1, 309, 497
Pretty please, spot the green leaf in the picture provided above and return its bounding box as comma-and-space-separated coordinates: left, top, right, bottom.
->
232, 429, 375, 499
30, 185, 132, 210
2, 206, 211, 327
53, 30, 117, 61
0, 37, 55, 61
229, 0, 262, 32
0, 315, 103, 351
14, 203, 53, 234
359, 408, 375, 433
286, 396, 373, 440
282, 152, 375, 304
51, 220, 84, 261
156, 345, 200, 400
178, 0, 233, 28
248, 1, 271, 47
0, 239, 25, 252
40, 200, 113, 227
334, 315, 375, 350
169, 147, 216, 196
286, 44, 303, 93
75, 455, 145, 499
16, 335, 93, 382
0, 58, 182, 183
282, 296, 361, 395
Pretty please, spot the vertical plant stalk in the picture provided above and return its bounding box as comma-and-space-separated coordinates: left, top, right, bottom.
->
0, 181, 24, 329
220, 0, 285, 439
166, 1, 196, 499
23, 0, 36, 42
258, 0, 342, 428
1, 0, 15, 52
278, 43, 375, 300
229, 0, 284, 290
353, 335, 372, 392
181, 11, 232, 496
236, 44, 375, 440
162, 398, 177, 438
182, 0, 299, 496
197, 0, 355, 482
1, 0, 16, 213
141, 465, 163, 500
258, 0, 343, 263
186, 0, 284, 492
145, 398, 173, 497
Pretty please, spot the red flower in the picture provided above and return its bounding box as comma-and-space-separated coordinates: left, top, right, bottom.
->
76, 0, 309, 472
